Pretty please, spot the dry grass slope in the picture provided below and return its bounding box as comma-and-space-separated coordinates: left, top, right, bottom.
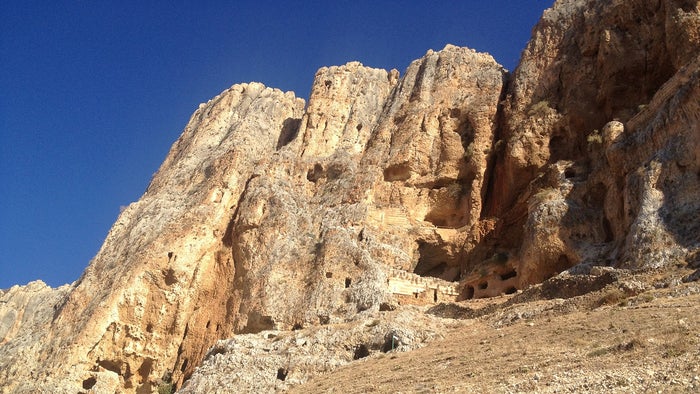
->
290, 266, 700, 393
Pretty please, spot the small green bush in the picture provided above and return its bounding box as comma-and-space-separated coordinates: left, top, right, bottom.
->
463, 142, 475, 159
532, 187, 559, 202
528, 100, 551, 117
587, 129, 602, 144
157, 382, 174, 394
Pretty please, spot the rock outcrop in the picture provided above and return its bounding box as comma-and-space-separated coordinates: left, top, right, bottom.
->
180, 308, 460, 393
1, 1, 699, 393
478, 0, 700, 287
0, 281, 72, 388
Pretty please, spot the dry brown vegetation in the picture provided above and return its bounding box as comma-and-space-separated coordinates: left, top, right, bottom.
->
291, 267, 700, 393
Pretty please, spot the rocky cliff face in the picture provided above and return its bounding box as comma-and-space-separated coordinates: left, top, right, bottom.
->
487, 0, 700, 286
1, 1, 698, 393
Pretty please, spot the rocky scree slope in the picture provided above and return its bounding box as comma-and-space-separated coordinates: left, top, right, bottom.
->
1, 0, 699, 392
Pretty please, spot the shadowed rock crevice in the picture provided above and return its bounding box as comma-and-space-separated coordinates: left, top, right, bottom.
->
277, 117, 302, 149
481, 71, 511, 219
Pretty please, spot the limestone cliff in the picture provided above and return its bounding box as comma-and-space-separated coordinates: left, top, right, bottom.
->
1, 1, 698, 393
482, 0, 700, 286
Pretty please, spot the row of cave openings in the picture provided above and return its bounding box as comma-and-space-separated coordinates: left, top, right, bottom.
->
413, 242, 522, 300
460, 268, 518, 300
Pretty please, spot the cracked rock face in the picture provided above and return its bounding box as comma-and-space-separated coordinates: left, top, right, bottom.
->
1, 1, 699, 393
0, 46, 506, 393
482, 0, 700, 286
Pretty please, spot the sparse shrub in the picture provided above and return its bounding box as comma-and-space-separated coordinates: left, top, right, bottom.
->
587, 338, 642, 357
617, 338, 644, 351
587, 346, 612, 357
478, 267, 489, 278
599, 287, 628, 306
587, 129, 602, 144
532, 187, 559, 202
463, 142, 475, 160
157, 382, 174, 394
663, 339, 691, 358
637, 293, 654, 303
528, 100, 551, 117
516, 365, 532, 373
493, 252, 509, 265
157, 370, 174, 394
493, 139, 504, 151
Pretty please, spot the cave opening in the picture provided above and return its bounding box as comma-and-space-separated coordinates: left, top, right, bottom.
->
137, 358, 154, 381
383, 163, 411, 182
413, 241, 460, 282
98, 359, 123, 376
163, 268, 177, 286
306, 163, 324, 182
240, 312, 275, 334
353, 344, 370, 360
462, 285, 475, 300
82, 377, 97, 390
276, 368, 288, 381
602, 217, 614, 242
276, 117, 301, 149
499, 270, 517, 281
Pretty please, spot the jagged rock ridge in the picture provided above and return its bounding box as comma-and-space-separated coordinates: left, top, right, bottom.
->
1, 0, 698, 392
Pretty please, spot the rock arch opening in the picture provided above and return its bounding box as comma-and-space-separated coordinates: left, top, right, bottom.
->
461, 285, 475, 300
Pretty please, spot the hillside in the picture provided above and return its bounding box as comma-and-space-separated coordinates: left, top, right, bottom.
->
290, 267, 700, 393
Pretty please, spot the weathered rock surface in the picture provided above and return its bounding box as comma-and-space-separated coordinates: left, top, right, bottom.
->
180, 308, 461, 393
0, 281, 73, 393
2, 84, 307, 393
479, 0, 700, 288
1, 1, 699, 393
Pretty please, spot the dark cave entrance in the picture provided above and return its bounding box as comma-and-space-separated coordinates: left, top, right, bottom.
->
413, 241, 461, 282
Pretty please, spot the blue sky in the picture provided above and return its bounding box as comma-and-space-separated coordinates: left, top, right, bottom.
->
0, 1, 552, 289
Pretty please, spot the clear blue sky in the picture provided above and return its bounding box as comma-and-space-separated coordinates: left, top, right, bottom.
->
0, 1, 552, 289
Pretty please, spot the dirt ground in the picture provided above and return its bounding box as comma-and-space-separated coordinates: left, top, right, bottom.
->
290, 267, 700, 393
